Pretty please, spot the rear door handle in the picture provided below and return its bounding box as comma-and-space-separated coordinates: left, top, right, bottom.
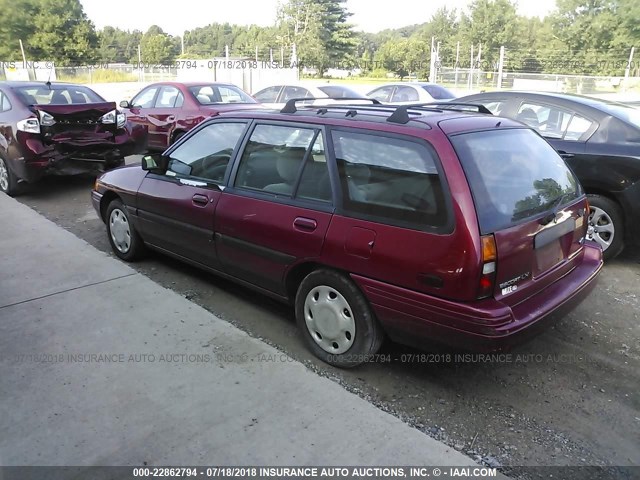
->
293, 217, 317, 232
167, 115, 175, 122
557, 150, 575, 159
192, 194, 209, 206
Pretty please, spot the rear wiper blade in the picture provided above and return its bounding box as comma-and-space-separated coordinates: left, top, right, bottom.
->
538, 193, 570, 225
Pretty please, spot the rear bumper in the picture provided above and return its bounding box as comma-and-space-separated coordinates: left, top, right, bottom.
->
12, 123, 147, 183
353, 242, 603, 351
91, 190, 104, 221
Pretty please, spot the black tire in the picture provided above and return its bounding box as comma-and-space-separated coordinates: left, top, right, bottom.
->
171, 131, 185, 145
587, 194, 624, 260
105, 199, 145, 261
105, 158, 125, 170
0, 156, 21, 197
295, 269, 384, 368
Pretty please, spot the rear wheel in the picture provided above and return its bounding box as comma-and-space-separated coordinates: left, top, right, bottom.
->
295, 269, 384, 368
106, 199, 145, 261
105, 158, 125, 170
587, 194, 624, 260
0, 157, 20, 196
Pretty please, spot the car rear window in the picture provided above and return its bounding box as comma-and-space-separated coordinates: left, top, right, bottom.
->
318, 86, 364, 98
449, 128, 581, 234
15, 85, 104, 105
597, 103, 640, 128
422, 85, 456, 100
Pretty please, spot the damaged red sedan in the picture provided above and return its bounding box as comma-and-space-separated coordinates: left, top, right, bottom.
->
0, 81, 147, 196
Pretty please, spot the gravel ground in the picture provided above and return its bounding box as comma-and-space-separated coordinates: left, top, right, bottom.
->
12, 167, 640, 479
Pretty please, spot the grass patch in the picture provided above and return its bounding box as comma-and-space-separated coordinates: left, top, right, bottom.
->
56, 69, 138, 83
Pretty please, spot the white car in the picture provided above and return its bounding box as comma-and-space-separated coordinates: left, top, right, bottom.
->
253, 83, 368, 109
367, 82, 456, 104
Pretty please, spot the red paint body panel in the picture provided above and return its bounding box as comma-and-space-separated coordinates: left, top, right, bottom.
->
93, 104, 604, 354
122, 82, 259, 151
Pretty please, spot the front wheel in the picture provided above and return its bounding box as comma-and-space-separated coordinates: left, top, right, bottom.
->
106, 199, 145, 261
295, 269, 384, 368
587, 194, 624, 260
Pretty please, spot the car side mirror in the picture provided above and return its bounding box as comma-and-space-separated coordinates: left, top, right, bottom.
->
119, 100, 131, 109
141, 153, 168, 172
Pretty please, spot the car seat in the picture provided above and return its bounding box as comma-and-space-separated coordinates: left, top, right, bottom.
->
50, 91, 69, 104
263, 153, 303, 194
516, 108, 539, 127
69, 91, 87, 104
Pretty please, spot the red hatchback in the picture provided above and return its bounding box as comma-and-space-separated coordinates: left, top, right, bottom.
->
92, 100, 603, 367
119, 81, 259, 151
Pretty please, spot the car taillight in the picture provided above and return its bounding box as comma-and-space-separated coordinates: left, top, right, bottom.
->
100, 109, 126, 128
16, 117, 41, 134
39, 111, 56, 126
478, 234, 497, 299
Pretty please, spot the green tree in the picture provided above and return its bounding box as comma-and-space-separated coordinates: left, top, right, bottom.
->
28, 0, 98, 65
460, 0, 521, 68
414, 7, 460, 68
375, 37, 430, 79
277, 0, 356, 74
140, 26, 174, 64
0, 0, 39, 61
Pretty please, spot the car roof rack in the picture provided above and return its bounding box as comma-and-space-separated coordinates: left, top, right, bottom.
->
387, 102, 493, 124
280, 97, 381, 114
422, 102, 493, 114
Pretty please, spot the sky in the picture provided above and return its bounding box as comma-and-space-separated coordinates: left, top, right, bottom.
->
80, 0, 558, 36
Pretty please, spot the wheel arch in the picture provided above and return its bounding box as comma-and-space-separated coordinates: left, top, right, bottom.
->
99, 190, 122, 222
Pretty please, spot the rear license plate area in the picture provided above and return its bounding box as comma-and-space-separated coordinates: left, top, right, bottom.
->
533, 218, 576, 277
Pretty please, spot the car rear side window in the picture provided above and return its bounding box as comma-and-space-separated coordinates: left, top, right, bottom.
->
516, 102, 593, 140
332, 130, 448, 230
450, 128, 581, 234
234, 124, 331, 201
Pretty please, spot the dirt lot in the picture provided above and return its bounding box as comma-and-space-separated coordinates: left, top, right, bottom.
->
13, 167, 640, 479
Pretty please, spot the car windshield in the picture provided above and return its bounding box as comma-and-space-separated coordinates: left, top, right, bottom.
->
189, 85, 256, 105
422, 85, 456, 100
596, 103, 640, 128
15, 85, 104, 105
450, 128, 581, 233
317, 86, 365, 98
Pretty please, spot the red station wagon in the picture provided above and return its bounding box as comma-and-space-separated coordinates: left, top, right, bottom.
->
92, 100, 603, 367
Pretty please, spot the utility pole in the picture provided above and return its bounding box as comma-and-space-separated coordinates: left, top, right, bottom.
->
469, 44, 474, 90
181, 35, 185, 56
19, 39, 27, 68
225, 45, 229, 60
429, 36, 436, 83
624, 46, 635, 91
255, 46, 258, 63
497, 46, 505, 89
454, 41, 460, 88
477, 43, 482, 88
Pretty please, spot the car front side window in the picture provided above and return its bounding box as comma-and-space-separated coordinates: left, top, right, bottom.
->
154, 86, 180, 108
0, 91, 11, 112
132, 87, 158, 108
165, 122, 247, 184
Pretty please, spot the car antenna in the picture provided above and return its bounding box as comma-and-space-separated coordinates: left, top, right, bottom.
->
46, 64, 53, 89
